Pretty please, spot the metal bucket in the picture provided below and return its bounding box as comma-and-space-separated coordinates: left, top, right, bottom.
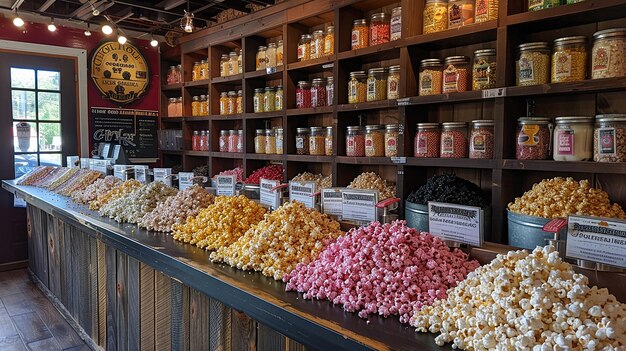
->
405, 201, 492, 238
507, 210, 565, 250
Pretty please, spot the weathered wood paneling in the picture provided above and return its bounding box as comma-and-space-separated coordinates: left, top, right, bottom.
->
171, 280, 189, 351
28, 207, 48, 287
231, 311, 256, 351
127, 257, 140, 351
257, 323, 285, 351
139, 263, 155, 351
89, 236, 99, 341
46, 214, 62, 298
105, 245, 117, 351
155, 272, 172, 350
189, 289, 209, 351
209, 299, 231, 351
115, 252, 128, 351
97, 239, 107, 348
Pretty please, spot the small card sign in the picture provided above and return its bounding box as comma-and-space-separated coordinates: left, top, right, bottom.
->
566, 215, 626, 269
178, 172, 194, 191
396, 97, 411, 106
92, 159, 109, 175
113, 165, 131, 180
482, 87, 506, 99
134, 165, 149, 183
111, 145, 122, 161
289, 181, 317, 209
66, 156, 79, 168
428, 202, 483, 247
153, 168, 172, 186
80, 158, 91, 169
322, 188, 343, 218
390, 157, 406, 164
322, 63, 334, 69
260, 178, 280, 209
216, 175, 237, 196
266, 66, 277, 75
100, 143, 111, 158
342, 189, 378, 223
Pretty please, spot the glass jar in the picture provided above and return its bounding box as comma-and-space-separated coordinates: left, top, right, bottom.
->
277, 40, 284, 66
175, 65, 182, 83
311, 30, 324, 60
275, 128, 284, 154
228, 130, 239, 153
264, 87, 276, 112
200, 60, 209, 80
473, 49, 497, 90
415, 123, 441, 158
311, 78, 327, 107
255, 129, 266, 154
266, 43, 277, 68
591, 28, 626, 79
200, 130, 208, 151
199, 95, 208, 116
448, 0, 475, 29
348, 71, 368, 104
424, 0, 448, 34
229, 52, 239, 75
176, 97, 183, 116
324, 26, 334, 56
387, 65, 401, 100
265, 129, 276, 154
167, 66, 176, 85
219, 93, 228, 115
441, 122, 468, 158
475, 0, 498, 23
384, 124, 400, 157
419, 59, 444, 96
594, 114, 626, 162
325, 126, 333, 156
553, 116, 593, 161
390, 7, 402, 41
220, 54, 229, 77
227, 91, 237, 115
516, 42, 551, 86
236, 90, 243, 114
192, 96, 201, 116
192, 61, 201, 81
516, 117, 552, 160
192, 130, 200, 151
552, 36, 587, 83
237, 130, 244, 153
298, 35, 312, 62
351, 19, 369, 50
309, 127, 326, 156
326, 77, 334, 106
257, 46, 267, 70
443, 56, 471, 93
528, 0, 560, 11
367, 68, 388, 102
219, 130, 229, 152
296, 81, 312, 108
469, 120, 494, 159
253, 88, 264, 113
275, 86, 284, 110
296, 128, 310, 155
346, 126, 365, 157
167, 98, 178, 117
370, 13, 391, 46
365, 125, 385, 157
238, 50, 243, 74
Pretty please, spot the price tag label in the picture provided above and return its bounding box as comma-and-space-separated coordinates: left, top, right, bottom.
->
566, 215, 626, 269
390, 157, 406, 164
289, 181, 317, 209
66, 156, 79, 168
80, 158, 90, 169
396, 97, 411, 106
92, 159, 109, 175
428, 202, 483, 247
342, 189, 378, 223
216, 175, 237, 196
134, 165, 149, 183
482, 87, 506, 99
154, 168, 172, 186
178, 172, 194, 191
101, 143, 111, 158
266, 66, 277, 75
260, 178, 281, 209
322, 188, 343, 218
111, 145, 122, 161
113, 165, 131, 180
322, 63, 334, 69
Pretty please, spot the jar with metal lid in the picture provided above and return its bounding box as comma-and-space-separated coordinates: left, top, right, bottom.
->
552, 116, 593, 161
199, 95, 208, 115
423, 0, 448, 34
256, 46, 267, 70
200, 60, 209, 80
275, 86, 284, 110
370, 13, 390, 46
276, 40, 284, 66
415, 123, 440, 158
448, 0, 474, 29
254, 129, 266, 154
296, 128, 310, 155
227, 91, 237, 115
219, 130, 229, 152
192, 130, 200, 151
516, 117, 552, 160
473, 49, 497, 90
351, 19, 369, 50
296, 81, 312, 108
387, 65, 401, 100
365, 125, 385, 157
324, 26, 334, 56
167, 98, 178, 117
311, 30, 324, 60
192, 61, 201, 81
326, 77, 334, 106
441, 122, 468, 158
200, 130, 208, 151
176, 97, 183, 116
265, 129, 276, 154
367, 68, 388, 102
166, 66, 177, 85
298, 35, 311, 62
237, 50, 243, 73
552, 36, 587, 83
220, 54, 229, 77
229, 52, 239, 75
516, 42, 551, 86
311, 78, 327, 107
443, 56, 471, 93
390, 7, 402, 41
238, 130, 244, 153
175, 65, 182, 83
384, 124, 400, 157
346, 126, 365, 157
309, 127, 326, 156
419, 59, 444, 96
325, 126, 333, 156
475, 0, 498, 23
591, 28, 626, 79
348, 71, 367, 104
219, 93, 228, 115
253, 88, 264, 113
469, 120, 494, 159
275, 128, 284, 154
264, 87, 276, 112
192, 96, 201, 116
236, 90, 243, 114
266, 43, 277, 68
528, 0, 560, 11
228, 130, 239, 153
594, 114, 626, 162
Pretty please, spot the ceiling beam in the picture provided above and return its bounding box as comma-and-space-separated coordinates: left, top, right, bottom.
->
37, 0, 57, 12
11, 0, 24, 10
157, 0, 187, 11
77, 0, 115, 20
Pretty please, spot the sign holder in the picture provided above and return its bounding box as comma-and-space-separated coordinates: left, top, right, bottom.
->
427, 202, 484, 248
565, 215, 626, 272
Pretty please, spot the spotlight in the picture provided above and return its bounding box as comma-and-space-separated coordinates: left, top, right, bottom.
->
47, 18, 57, 32
150, 35, 158, 47
118, 34, 127, 45
102, 24, 113, 35
181, 10, 194, 33
13, 15, 24, 27
91, 4, 100, 16
84, 23, 91, 36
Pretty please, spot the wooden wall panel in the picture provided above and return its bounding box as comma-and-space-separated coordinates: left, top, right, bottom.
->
46, 215, 62, 298
97, 239, 107, 347
88, 236, 99, 341
231, 310, 256, 351
209, 299, 231, 351
155, 272, 172, 350
189, 289, 209, 351
127, 257, 140, 351
116, 252, 128, 351
170, 280, 190, 351
257, 323, 286, 351
139, 263, 155, 351
105, 245, 117, 351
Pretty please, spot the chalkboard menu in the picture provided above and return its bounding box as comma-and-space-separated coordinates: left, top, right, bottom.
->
90, 107, 158, 159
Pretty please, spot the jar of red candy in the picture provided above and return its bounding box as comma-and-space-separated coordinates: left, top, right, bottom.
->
443, 56, 471, 93
296, 81, 312, 108
370, 13, 390, 46
311, 78, 327, 107
469, 120, 494, 159
440, 122, 468, 158
200, 130, 208, 151
237, 130, 244, 153
346, 126, 365, 157
414, 123, 440, 158
516, 117, 552, 160
192, 131, 200, 151
219, 130, 229, 152
228, 130, 239, 153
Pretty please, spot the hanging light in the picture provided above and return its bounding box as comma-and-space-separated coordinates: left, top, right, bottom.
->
91, 3, 100, 16
118, 31, 127, 45
13, 11, 24, 27
84, 23, 92, 36
47, 18, 57, 32
150, 35, 158, 47
102, 24, 113, 35
181, 10, 194, 33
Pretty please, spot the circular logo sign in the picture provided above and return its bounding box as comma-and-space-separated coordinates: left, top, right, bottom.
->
90, 41, 150, 105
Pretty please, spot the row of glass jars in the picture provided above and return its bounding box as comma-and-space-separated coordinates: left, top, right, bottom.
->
218, 130, 244, 153
419, 50, 495, 96
528, 0, 584, 12
298, 26, 335, 62
192, 130, 210, 151
256, 41, 284, 70
192, 60, 209, 81
423, 0, 498, 35
253, 86, 284, 113
346, 125, 400, 157
348, 66, 401, 103
254, 128, 284, 155
296, 127, 333, 156
351, 7, 402, 50
166, 65, 183, 85
191, 95, 209, 116
219, 90, 243, 115
219, 50, 243, 77
296, 77, 334, 108
167, 97, 183, 117
414, 121, 494, 159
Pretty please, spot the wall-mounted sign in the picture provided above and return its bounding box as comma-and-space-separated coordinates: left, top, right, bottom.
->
90, 107, 158, 159
90, 41, 150, 105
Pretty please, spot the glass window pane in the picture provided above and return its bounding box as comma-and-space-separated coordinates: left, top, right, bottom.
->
38, 92, 61, 121
37, 70, 60, 90
38, 123, 62, 152
11, 68, 35, 89
13, 122, 37, 152
39, 153, 62, 167
14, 153, 38, 178
12, 90, 36, 120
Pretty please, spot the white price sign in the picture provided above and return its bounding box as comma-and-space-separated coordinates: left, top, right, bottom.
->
482, 87, 506, 98
566, 216, 626, 269
113, 165, 131, 180
260, 178, 281, 209
91, 159, 109, 175
154, 168, 172, 186
216, 175, 237, 196
80, 158, 91, 169
66, 156, 79, 168
342, 189, 378, 223
134, 165, 149, 183
428, 202, 483, 247
322, 188, 343, 218
289, 181, 317, 209
178, 172, 194, 191
111, 145, 122, 161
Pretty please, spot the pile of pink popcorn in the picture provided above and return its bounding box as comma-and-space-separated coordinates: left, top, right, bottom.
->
284, 220, 480, 323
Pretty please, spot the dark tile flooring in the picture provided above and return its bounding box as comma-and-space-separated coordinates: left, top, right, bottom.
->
0, 269, 91, 351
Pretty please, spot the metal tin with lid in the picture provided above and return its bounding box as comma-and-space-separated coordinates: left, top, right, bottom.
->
474, 49, 496, 58
444, 55, 470, 65
420, 59, 443, 68
518, 42, 550, 52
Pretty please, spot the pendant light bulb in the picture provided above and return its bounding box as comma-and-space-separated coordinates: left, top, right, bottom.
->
102, 24, 113, 35
181, 10, 194, 33
84, 23, 91, 36
118, 34, 127, 45
13, 14, 24, 27
150, 38, 158, 47
48, 18, 57, 32
91, 4, 100, 16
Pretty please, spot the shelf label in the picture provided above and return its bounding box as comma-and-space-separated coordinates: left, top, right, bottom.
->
322, 188, 344, 218
322, 63, 334, 69
154, 168, 172, 186
391, 157, 406, 164
342, 189, 378, 223
66, 156, 79, 168
289, 181, 317, 209
91, 159, 109, 175
134, 165, 149, 183
216, 175, 237, 196
178, 172, 194, 191
266, 67, 277, 75
80, 158, 91, 169
428, 202, 483, 247
396, 97, 411, 106
260, 178, 281, 209
566, 215, 626, 269
113, 165, 132, 180
482, 87, 506, 99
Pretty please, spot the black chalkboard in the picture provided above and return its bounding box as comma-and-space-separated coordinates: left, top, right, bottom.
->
90, 107, 158, 159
